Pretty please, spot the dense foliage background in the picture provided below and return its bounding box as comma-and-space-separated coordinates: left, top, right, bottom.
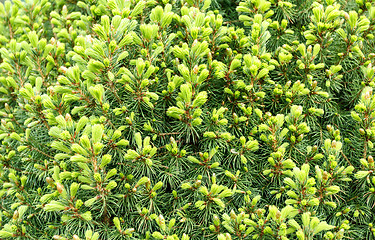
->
0, 0, 375, 239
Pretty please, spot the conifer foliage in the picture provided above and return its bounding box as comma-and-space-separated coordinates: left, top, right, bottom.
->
1, 0, 375, 239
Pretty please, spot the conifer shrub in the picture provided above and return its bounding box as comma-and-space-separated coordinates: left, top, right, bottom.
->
1, 0, 375, 239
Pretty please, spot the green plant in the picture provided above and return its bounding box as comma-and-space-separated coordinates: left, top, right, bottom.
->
1, 0, 375, 239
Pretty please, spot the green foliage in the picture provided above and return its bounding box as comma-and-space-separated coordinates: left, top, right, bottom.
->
0, 0, 375, 239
